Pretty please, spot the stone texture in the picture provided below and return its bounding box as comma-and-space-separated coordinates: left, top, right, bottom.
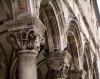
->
0, 0, 100, 79
17, 51, 37, 79
44, 49, 71, 79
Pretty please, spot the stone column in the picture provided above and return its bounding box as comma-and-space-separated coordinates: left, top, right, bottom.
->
5, 18, 46, 79
67, 69, 86, 79
17, 50, 37, 79
44, 49, 71, 79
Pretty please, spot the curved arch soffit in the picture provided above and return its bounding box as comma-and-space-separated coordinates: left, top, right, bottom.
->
66, 19, 82, 69
84, 42, 92, 71
39, 1, 62, 51
67, 19, 82, 55
67, 32, 80, 69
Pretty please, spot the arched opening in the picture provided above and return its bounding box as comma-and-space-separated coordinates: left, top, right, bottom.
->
66, 20, 83, 78
66, 20, 82, 71
83, 43, 93, 79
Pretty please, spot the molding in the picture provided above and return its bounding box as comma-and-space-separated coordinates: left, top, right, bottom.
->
92, 0, 100, 27
4, 17, 46, 37
74, 0, 97, 49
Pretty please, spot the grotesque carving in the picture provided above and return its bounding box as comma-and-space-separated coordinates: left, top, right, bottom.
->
44, 48, 71, 78
27, 29, 41, 51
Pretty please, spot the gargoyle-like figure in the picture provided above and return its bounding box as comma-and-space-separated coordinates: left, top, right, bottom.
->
44, 48, 71, 79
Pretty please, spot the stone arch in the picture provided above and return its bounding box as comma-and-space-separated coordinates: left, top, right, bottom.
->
39, 0, 62, 51
83, 42, 93, 79
93, 54, 99, 79
66, 19, 82, 70
67, 32, 79, 69
37, 0, 66, 50
67, 15, 82, 55
66, 19, 85, 79
84, 42, 92, 70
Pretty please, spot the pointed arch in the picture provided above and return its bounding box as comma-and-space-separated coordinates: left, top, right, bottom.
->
66, 18, 82, 70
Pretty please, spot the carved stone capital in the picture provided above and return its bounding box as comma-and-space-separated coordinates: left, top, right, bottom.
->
5, 18, 46, 53
44, 49, 71, 78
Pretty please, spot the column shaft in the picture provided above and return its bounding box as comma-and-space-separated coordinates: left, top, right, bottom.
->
17, 51, 37, 79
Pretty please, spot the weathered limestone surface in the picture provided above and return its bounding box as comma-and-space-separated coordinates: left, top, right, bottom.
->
5, 17, 46, 79
44, 49, 71, 79
17, 51, 37, 79
0, 0, 100, 79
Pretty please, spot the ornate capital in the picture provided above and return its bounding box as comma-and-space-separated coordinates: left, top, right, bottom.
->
44, 49, 71, 78
5, 18, 46, 52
